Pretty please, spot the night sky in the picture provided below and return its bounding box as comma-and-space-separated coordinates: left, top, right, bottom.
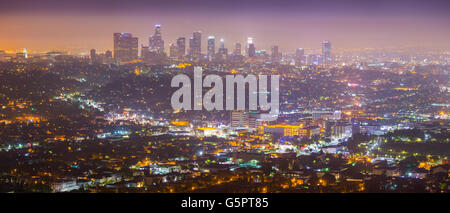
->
1, 0, 449, 53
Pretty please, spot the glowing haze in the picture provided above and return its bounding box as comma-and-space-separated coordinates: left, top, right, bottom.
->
1, 0, 449, 53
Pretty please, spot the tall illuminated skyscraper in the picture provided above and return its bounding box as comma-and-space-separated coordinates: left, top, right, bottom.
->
176, 37, 186, 58
113, 32, 139, 63
141, 46, 149, 59
271, 45, 279, 63
247, 37, 255, 58
217, 38, 228, 61
234, 43, 241, 55
189, 31, 202, 60
219, 38, 225, 49
169, 43, 179, 59
90, 49, 96, 64
207, 36, 215, 61
23, 48, 28, 59
321, 40, 332, 65
149, 24, 164, 54
295, 48, 305, 65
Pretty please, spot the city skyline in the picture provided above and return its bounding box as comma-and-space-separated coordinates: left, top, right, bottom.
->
0, 0, 449, 196
1, 0, 450, 53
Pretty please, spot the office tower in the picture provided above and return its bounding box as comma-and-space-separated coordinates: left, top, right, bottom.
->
169, 43, 179, 59
248, 111, 260, 131
176, 37, 186, 58
219, 38, 225, 49
149, 24, 164, 54
234, 43, 242, 55
103, 50, 113, 64
307, 54, 322, 65
105, 50, 112, 59
113, 32, 139, 63
207, 36, 215, 61
331, 122, 352, 140
247, 37, 256, 58
322, 40, 332, 65
231, 110, 249, 128
271, 45, 279, 63
295, 48, 305, 65
189, 31, 201, 60
217, 38, 228, 61
141, 46, 150, 59
352, 120, 361, 135
23, 48, 28, 59
90, 49, 96, 64
248, 44, 256, 58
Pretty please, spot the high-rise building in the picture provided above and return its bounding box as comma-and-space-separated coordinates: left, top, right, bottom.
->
149, 24, 164, 54
321, 40, 332, 65
169, 43, 179, 59
176, 37, 186, 59
248, 111, 260, 131
141, 46, 150, 59
105, 50, 112, 59
295, 48, 305, 65
231, 110, 249, 128
90, 49, 96, 64
189, 31, 202, 60
331, 122, 352, 140
217, 38, 228, 61
103, 50, 114, 64
207, 36, 215, 61
113, 32, 139, 63
307, 54, 322, 65
23, 48, 28, 59
271, 45, 279, 63
234, 43, 241, 55
248, 44, 256, 58
219, 38, 225, 49
247, 37, 256, 58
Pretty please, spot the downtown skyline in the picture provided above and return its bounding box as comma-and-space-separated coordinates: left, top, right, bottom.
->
0, 0, 450, 53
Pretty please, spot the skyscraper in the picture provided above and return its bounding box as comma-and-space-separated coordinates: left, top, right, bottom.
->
234, 43, 242, 55
105, 50, 112, 59
307, 54, 322, 65
231, 110, 249, 128
295, 48, 305, 65
321, 40, 332, 65
104, 50, 113, 64
169, 43, 179, 59
271, 45, 279, 63
217, 38, 228, 61
23, 48, 28, 59
207, 36, 215, 61
113, 32, 139, 63
219, 38, 225, 49
141, 46, 150, 59
176, 37, 186, 59
90, 49, 96, 64
247, 37, 255, 58
149, 24, 164, 54
189, 31, 201, 60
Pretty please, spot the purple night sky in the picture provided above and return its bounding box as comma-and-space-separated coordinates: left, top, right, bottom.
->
0, 0, 449, 53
